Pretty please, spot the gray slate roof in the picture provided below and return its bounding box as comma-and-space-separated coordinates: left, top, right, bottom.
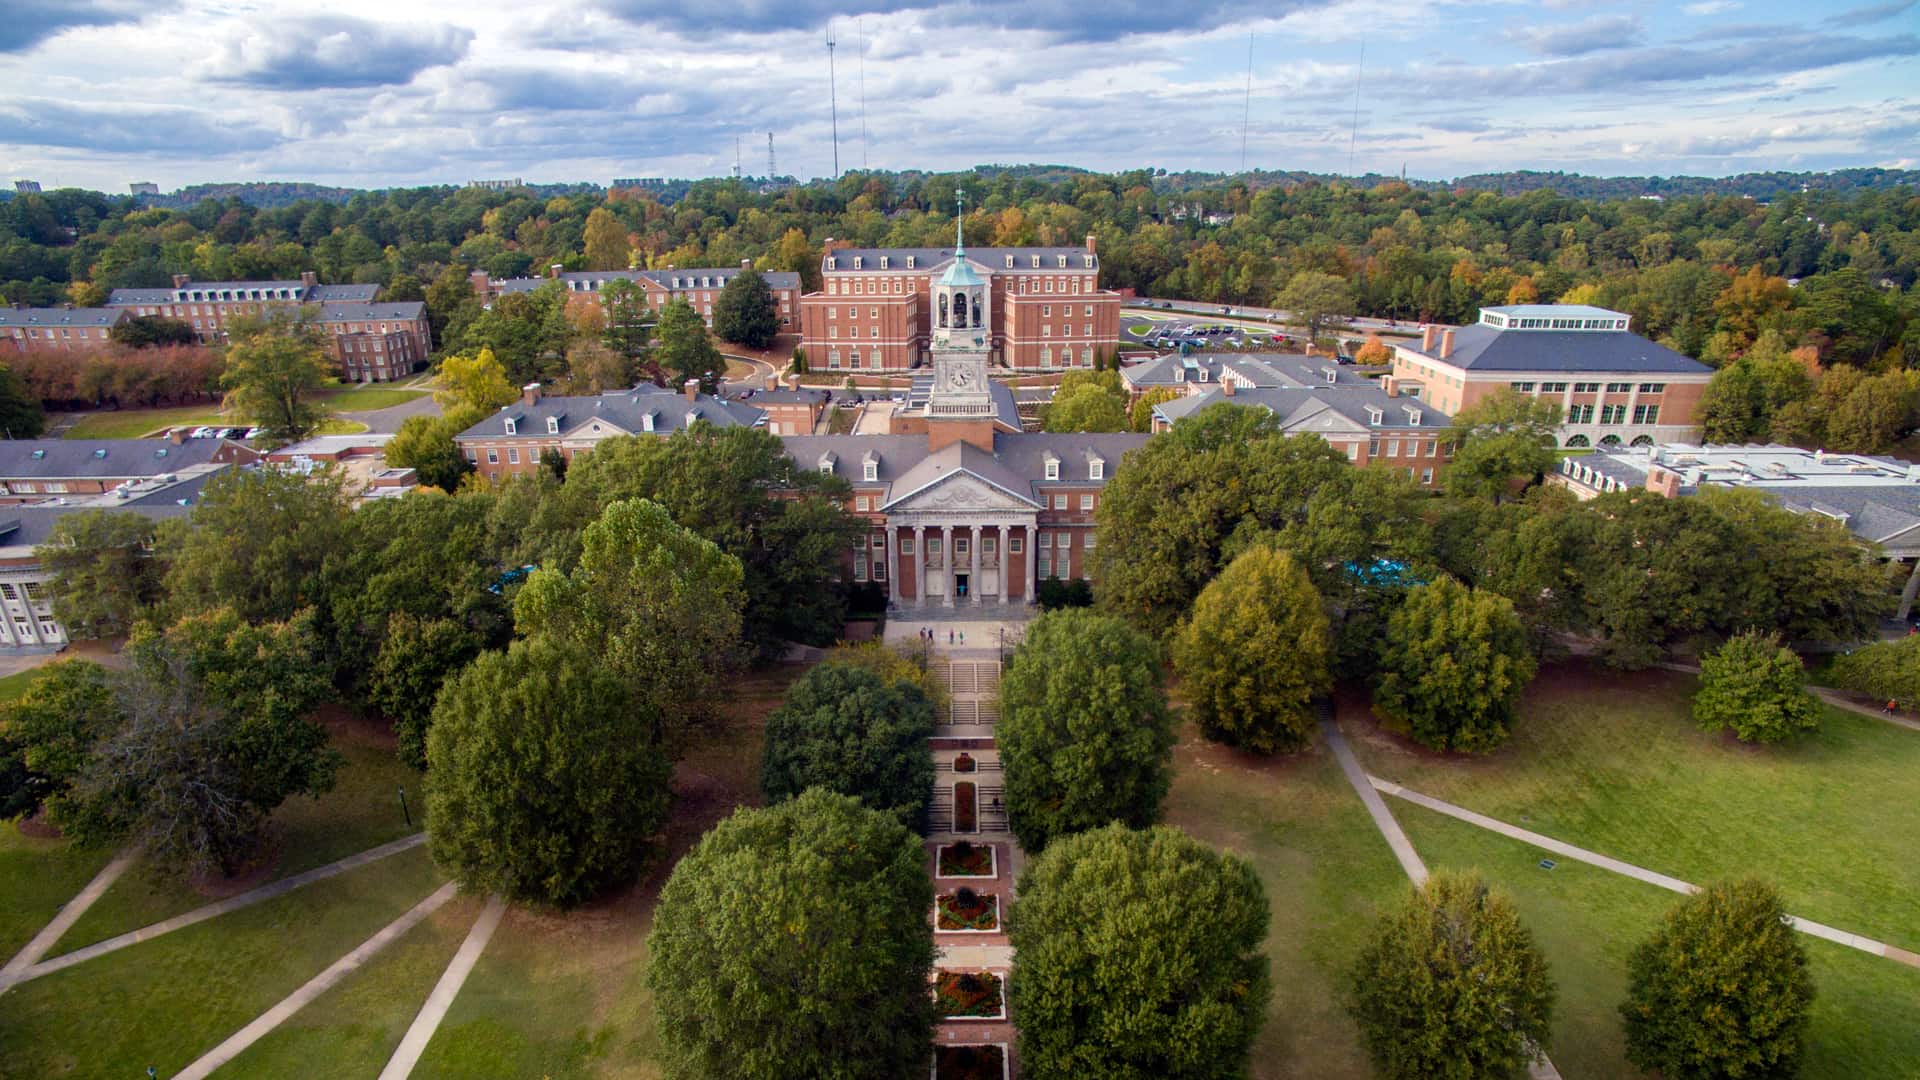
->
1396, 323, 1710, 375
107, 282, 383, 306
316, 302, 427, 324
0, 307, 128, 329
455, 384, 763, 440
823, 246, 1099, 275
1121, 352, 1362, 391
1153, 386, 1450, 432
493, 268, 802, 296
310, 284, 380, 302
779, 431, 1148, 505
0, 470, 222, 551
0, 438, 234, 479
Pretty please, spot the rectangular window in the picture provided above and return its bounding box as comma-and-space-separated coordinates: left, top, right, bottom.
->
1638, 383, 1666, 394
1038, 532, 1052, 548
1345, 442, 1360, 461
1568, 404, 1594, 424
1425, 439, 1439, 457
955, 537, 969, 555
901, 537, 915, 555
1600, 404, 1626, 425
1422, 468, 1434, 485
853, 554, 868, 582
530, 447, 542, 463
1385, 440, 1401, 458
927, 538, 942, 555
855, 496, 870, 511
1053, 494, 1067, 510
1078, 494, 1093, 511
1038, 555, 1052, 578
1058, 532, 1073, 549
1633, 404, 1661, 425
1606, 382, 1632, 394
1009, 536, 1023, 554
507, 448, 519, 464
1511, 381, 1536, 392
486, 450, 499, 464
1084, 533, 1096, 550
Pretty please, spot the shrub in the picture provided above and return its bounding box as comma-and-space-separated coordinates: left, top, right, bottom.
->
1693, 630, 1821, 744
1826, 634, 1920, 705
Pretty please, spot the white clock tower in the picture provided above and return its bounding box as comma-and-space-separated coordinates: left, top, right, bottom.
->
926, 191, 995, 419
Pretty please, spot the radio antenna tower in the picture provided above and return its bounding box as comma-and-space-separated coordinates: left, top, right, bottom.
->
858, 17, 870, 170
1347, 37, 1366, 178
827, 26, 841, 178
733, 135, 742, 179
768, 132, 776, 180
1239, 32, 1253, 174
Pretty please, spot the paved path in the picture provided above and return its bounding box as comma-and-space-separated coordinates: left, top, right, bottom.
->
0, 832, 427, 989
0, 850, 136, 988
1320, 716, 1428, 885
342, 395, 441, 433
173, 881, 458, 1080
1324, 716, 1562, 1079
1655, 661, 1920, 732
378, 894, 507, 1079
1371, 777, 1920, 971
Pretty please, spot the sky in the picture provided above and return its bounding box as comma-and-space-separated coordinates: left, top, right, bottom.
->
0, 0, 1915, 192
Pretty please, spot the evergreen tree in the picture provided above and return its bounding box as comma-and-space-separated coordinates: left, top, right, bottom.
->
655, 298, 725, 394
712, 268, 780, 349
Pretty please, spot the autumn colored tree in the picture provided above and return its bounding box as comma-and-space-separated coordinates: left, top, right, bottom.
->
582, 207, 630, 270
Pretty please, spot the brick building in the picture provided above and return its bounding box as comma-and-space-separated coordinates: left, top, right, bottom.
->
104, 274, 431, 382
0, 307, 129, 352
455, 381, 764, 481
1149, 381, 1454, 486
0, 435, 258, 504
798, 231, 1122, 373
1389, 305, 1712, 447
472, 263, 801, 331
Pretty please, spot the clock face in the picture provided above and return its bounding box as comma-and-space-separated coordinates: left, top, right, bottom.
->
949, 367, 975, 388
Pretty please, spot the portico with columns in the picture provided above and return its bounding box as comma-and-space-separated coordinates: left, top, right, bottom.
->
884, 490, 1040, 609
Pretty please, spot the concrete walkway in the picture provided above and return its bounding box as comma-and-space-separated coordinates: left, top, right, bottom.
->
173, 881, 458, 1080
377, 894, 507, 1080
1371, 777, 1920, 971
1323, 715, 1561, 1080
0, 832, 427, 989
1320, 716, 1428, 884
0, 850, 136, 988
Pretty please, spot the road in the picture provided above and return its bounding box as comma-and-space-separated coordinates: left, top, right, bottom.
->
1126, 297, 1420, 338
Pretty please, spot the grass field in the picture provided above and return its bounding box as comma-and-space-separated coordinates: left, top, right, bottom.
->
53, 714, 423, 954
0, 844, 445, 1077
0, 664, 50, 703
1345, 662, 1920, 948
60, 405, 230, 439
1161, 722, 1409, 1078
1399, 803, 1920, 1079
318, 385, 426, 411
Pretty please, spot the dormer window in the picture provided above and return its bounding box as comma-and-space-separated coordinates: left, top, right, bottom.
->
826, 257, 837, 270
1405, 407, 1422, 425
1056, 255, 1067, 268
818, 453, 836, 475
1198, 369, 1210, 383
1083, 256, 1094, 268
879, 257, 889, 269
503, 418, 517, 435
863, 461, 877, 482
852, 257, 863, 270
1089, 459, 1104, 481
1044, 456, 1059, 481
546, 417, 560, 435
642, 411, 656, 432
1366, 407, 1384, 425
1003, 255, 1013, 268
1029, 255, 1040, 268
906, 256, 916, 269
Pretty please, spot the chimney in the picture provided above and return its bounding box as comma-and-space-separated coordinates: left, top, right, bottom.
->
683, 378, 700, 402
741, 258, 753, 270
168, 427, 187, 445
521, 382, 541, 406
786, 373, 800, 390
469, 270, 490, 297
300, 270, 317, 289
548, 263, 564, 280
1440, 329, 1455, 359
171, 273, 190, 290
1222, 378, 1236, 397
1421, 324, 1438, 352
1085, 234, 1098, 254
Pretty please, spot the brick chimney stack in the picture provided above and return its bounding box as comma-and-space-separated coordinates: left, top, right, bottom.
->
469, 270, 490, 298
521, 383, 541, 406
172, 273, 190, 290
684, 378, 701, 402
300, 270, 318, 289
548, 263, 564, 280
1085, 234, 1098, 254
1222, 378, 1236, 397
741, 259, 753, 270
1421, 324, 1438, 352
1440, 329, 1456, 359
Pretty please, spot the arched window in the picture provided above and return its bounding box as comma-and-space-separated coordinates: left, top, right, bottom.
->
1630, 435, 1655, 447
1564, 434, 1590, 448
1599, 435, 1622, 447
938, 293, 948, 328
971, 290, 983, 327
954, 292, 969, 327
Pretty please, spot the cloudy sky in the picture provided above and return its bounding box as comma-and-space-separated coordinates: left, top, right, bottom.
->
0, 0, 1915, 192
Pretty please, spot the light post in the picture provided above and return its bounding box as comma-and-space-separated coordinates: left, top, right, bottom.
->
398, 786, 412, 828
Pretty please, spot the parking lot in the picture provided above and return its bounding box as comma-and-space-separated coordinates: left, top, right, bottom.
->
1122, 312, 1296, 352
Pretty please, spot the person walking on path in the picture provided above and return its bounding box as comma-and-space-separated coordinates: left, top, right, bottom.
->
959, 631, 966, 646
948, 629, 954, 645
1889, 699, 1901, 716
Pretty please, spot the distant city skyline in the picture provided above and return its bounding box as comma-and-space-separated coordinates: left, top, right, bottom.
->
0, 0, 1915, 191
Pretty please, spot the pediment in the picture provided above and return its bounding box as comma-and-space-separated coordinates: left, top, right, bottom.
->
1281, 401, 1368, 434
884, 469, 1037, 513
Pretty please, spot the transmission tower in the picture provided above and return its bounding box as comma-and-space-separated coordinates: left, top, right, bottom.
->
768, 132, 776, 181
827, 27, 840, 178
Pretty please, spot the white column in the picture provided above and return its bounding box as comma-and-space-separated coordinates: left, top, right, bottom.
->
1026, 523, 1039, 605
941, 524, 954, 607
969, 524, 982, 605
913, 525, 926, 606
885, 526, 899, 606
997, 524, 1010, 602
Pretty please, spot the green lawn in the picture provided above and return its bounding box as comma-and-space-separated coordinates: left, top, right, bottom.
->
1399, 803, 1920, 1079
60, 405, 230, 440
0, 825, 113, 962
223, 893, 483, 1078
53, 716, 423, 954
0, 664, 49, 703
319, 385, 427, 411
0, 844, 445, 1077
1162, 721, 1410, 1078
1344, 662, 1920, 949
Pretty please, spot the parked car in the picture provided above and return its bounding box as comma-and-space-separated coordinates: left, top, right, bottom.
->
188, 426, 214, 438
245, 427, 264, 440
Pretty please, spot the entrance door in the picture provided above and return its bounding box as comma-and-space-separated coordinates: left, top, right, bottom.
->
953, 782, 977, 833
955, 574, 969, 598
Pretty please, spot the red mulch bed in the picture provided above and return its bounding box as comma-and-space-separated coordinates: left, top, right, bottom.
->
935, 1043, 1006, 1080
935, 971, 1003, 1018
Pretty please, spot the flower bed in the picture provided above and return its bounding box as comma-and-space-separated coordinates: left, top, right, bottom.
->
937, 840, 996, 878
934, 970, 1005, 1020
936, 887, 1000, 932
933, 1043, 1008, 1080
